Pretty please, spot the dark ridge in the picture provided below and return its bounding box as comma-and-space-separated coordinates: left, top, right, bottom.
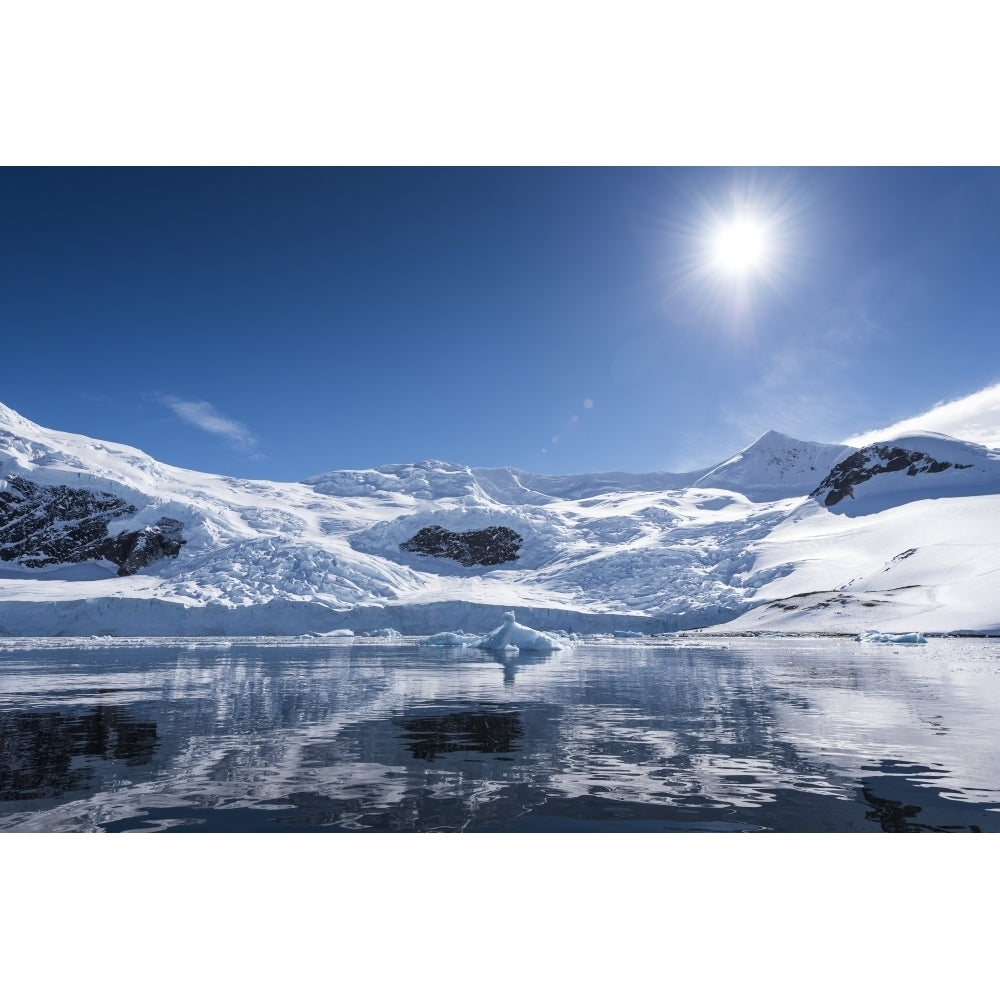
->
811, 445, 962, 507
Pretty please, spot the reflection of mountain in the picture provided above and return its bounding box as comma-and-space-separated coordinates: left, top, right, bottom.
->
861, 781, 983, 833
0, 705, 158, 801
396, 708, 524, 760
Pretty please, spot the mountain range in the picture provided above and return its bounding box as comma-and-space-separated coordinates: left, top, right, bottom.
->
1, 399, 998, 636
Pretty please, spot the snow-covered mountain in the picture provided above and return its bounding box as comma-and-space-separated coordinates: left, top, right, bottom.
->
1, 400, 998, 636
691, 429, 853, 501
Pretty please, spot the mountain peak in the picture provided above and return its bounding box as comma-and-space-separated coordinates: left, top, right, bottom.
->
750, 429, 812, 450
694, 432, 854, 501
0, 401, 38, 431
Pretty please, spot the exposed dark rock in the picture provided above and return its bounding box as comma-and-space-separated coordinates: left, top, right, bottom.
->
0, 475, 137, 568
0, 474, 185, 575
104, 517, 186, 576
400, 525, 522, 566
811, 445, 961, 507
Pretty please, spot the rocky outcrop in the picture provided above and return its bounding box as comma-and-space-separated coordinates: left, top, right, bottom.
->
0, 474, 184, 575
400, 525, 522, 566
811, 445, 971, 507
104, 517, 186, 576
0, 475, 136, 568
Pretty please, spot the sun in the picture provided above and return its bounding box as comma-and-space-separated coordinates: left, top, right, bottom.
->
711, 216, 769, 275
663, 175, 805, 329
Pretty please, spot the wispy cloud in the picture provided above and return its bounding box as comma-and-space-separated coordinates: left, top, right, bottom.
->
847, 382, 1000, 449
155, 394, 259, 451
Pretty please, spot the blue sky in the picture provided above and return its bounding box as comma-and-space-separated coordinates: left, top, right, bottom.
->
3, 167, 999, 481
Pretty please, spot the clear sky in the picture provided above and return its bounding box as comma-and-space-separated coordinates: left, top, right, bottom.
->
3, 166, 999, 481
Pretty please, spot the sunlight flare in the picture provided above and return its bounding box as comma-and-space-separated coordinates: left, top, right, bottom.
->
658, 175, 809, 334
711, 216, 769, 274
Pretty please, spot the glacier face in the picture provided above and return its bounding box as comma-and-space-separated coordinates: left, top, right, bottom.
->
1, 402, 999, 636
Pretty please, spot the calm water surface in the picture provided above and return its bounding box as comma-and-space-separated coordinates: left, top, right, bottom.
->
1, 636, 998, 832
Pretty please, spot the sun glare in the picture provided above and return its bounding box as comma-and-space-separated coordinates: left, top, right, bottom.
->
664, 175, 805, 329
712, 217, 768, 274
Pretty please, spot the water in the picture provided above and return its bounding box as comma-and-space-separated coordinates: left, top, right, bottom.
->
1, 635, 998, 832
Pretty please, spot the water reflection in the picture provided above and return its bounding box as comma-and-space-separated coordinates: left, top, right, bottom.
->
397, 707, 524, 760
0, 705, 158, 801
0, 636, 997, 832
852, 759, 987, 832
479, 646, 559, 686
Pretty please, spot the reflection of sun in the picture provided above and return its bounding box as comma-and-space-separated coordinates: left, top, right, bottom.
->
711, 216, 768, 274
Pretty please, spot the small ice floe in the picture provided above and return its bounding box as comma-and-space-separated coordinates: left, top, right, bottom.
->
475, 611, 564, 652
321, 628, 355, 638
613, 630, 645, 639
419, 631, 483, 647
363, 628, 402, 638
854, 629, 927, 644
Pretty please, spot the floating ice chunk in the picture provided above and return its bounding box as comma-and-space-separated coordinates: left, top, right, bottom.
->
855, 629, 927, 644
364, 628, 402, 638
475, 611, 564, 651
419, 631, 483, 646
613, 630, 645, 639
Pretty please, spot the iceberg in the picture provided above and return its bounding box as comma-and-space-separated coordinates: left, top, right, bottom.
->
854, 630, 927, 644
475, 611, 565, 652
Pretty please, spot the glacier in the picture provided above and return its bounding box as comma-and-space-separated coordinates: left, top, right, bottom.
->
1, 400, 999, 637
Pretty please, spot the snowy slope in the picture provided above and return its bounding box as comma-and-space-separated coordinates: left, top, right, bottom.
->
715, 493, 1000, 635
1, 400, 999, 636
710, 432, 1000, 635
305, 460, 701, 503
